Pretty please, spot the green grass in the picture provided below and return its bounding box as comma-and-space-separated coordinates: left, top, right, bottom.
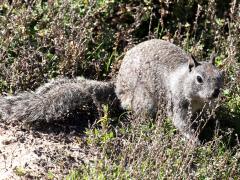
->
68, 118, 240, 179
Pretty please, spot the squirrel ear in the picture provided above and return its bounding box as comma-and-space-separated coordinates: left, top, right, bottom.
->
188, 55, 200, 72
209, 52, 216, 66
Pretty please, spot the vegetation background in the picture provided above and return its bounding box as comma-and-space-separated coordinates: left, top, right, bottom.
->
0, 0, 239, 179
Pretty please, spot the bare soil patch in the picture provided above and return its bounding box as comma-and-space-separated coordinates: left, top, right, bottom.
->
0, 122, 95, 179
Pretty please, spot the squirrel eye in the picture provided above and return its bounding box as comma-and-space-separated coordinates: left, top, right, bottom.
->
196, 75, 203, 83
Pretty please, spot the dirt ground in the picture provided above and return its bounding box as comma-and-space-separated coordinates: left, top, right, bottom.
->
0, 122, 96, 179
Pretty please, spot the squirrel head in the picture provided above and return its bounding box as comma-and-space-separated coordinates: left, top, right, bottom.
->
186, 53, 224, 102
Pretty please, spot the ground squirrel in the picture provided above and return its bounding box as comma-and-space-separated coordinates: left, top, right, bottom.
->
0, 39, 224, 141
116, 39, 224, 141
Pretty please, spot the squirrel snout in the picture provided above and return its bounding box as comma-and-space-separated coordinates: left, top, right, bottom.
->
212, 88, 220, 98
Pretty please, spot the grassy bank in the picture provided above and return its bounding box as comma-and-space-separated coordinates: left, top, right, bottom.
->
0, 0, 239, 179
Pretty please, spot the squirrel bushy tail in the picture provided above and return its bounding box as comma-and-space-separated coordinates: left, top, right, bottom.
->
0, 77, 119, 125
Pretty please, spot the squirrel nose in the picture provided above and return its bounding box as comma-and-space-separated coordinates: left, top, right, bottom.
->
212, 88, 220, 98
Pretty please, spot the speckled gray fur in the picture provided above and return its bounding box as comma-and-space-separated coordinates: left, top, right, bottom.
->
0, 39, 223, 141
0, 77, 117, 124
116, 39, 224, 141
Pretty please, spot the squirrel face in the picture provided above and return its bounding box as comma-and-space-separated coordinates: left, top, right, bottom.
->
187, 55, 224, 102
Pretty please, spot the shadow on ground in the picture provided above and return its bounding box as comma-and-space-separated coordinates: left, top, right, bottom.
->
199, 107, 240, 147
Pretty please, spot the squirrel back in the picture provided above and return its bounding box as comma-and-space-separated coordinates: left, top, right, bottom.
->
116, 40, 188, 112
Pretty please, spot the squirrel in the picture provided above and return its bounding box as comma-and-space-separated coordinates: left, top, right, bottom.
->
115, 39, 224, 141
0, 39, 224, 141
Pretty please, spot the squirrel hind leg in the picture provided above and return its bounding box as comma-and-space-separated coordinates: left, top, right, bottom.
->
131, 86, 158, 120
